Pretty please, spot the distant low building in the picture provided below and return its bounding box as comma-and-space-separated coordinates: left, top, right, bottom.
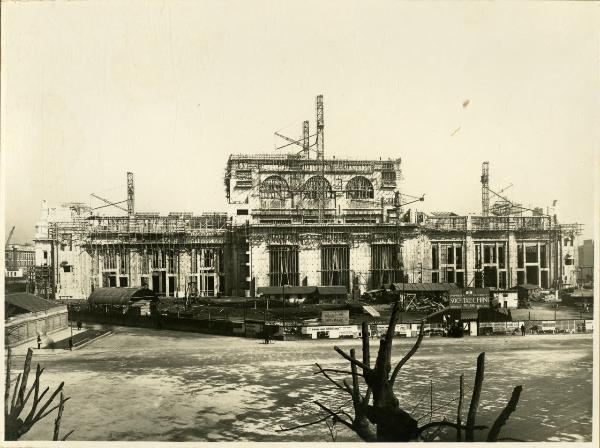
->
492, 290, 519, 309
5, 243, 35, 293
578, 239, 594, 285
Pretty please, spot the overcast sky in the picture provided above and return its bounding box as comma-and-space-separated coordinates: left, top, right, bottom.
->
2, 1, 598, 243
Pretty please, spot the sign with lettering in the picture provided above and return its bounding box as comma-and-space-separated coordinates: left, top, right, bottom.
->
321, 310, 350, 325
5, 270, 24, 278
448, 289, 490, 309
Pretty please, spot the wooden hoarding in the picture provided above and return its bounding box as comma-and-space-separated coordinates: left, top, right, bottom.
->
320, 310, 350, 325
448, 288, 490, 309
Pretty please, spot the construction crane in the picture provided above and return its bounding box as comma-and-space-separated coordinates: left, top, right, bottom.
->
481, 161, 489, 216
5, 225, 15, 248
127, 172, 135, 216
316, 94, 324, 161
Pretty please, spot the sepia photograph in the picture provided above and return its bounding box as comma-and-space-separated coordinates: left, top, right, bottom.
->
1, 1, 598, 445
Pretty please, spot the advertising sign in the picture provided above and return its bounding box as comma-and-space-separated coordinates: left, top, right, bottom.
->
321, 310, 350, 325
448, 288, 490, 309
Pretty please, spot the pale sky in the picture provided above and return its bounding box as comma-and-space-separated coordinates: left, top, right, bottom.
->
2, 1, 599, 243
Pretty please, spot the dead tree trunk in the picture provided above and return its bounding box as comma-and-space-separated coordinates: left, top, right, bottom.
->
279, 300, 524, 442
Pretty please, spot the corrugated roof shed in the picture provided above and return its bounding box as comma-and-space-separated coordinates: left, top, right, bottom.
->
5, 293, 65, 315
316, 286, 347, 295
88, 287, 158, 305
387, 283, 458, 292
257, 286, 317, 295
256, 286, 347, 296
509, 284, 541, 291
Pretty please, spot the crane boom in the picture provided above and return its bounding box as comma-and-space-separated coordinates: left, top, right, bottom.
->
91, 193, 128, 212
274, 132, 304, 147
5, 225, 15, 248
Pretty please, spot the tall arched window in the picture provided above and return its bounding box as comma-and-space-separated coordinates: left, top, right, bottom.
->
260, 176, 289, 199
303, 176, 333, 199
346, 176, 374, 199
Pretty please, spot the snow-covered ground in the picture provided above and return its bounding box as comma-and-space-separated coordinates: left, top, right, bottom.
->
14, 328, 593, 442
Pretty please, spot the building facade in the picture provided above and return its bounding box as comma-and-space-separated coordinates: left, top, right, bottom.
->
5, 243, 36, 293
224, 153, 577, 298
32, 153, 579, 301
578, 239, 594, 285
34, 202, 228, 300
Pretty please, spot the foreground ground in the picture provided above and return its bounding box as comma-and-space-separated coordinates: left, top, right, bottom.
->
12, 327, 593, 442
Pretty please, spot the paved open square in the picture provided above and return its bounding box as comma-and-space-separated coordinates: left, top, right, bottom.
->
13, 328, 593, 442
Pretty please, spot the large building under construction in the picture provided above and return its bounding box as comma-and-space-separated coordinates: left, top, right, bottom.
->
33, 96, 582, 301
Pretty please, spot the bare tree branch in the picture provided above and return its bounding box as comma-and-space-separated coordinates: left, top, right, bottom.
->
53, 393, 65, 441
418, 420, 488, 435
314, 368, 363, 377
10, 373, 22, 414
277, 414, 332, 432
416, 396, 459, 422
466, 352, 485, 442
350, 349, 361, 401
363, 387, 371, 406
390, 321, 424, 386
487, 385, 523, 442
33, 382, 65, 423
314, 363, 352, 394
25, 386, 50, 425
314, 401, 355, 432
333, 347, 372, 373
38, 397, 71, 423
61, 429, 75, 441
456, 373, 464, 442
17, 349, 33, 409
361, 321, 370, 369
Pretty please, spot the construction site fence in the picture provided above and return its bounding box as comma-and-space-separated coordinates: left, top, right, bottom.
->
69, 311, 235, 336
478, 319, 594, 335
67, 310, 593, 340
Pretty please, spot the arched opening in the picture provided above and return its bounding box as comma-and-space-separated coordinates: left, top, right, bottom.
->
260, 176, 289, 199
303, 176, 333, 199
346, 176, 374, 199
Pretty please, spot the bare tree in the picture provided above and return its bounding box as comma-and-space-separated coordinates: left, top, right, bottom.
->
279, 301, 523, 442
4, 347, 74, 441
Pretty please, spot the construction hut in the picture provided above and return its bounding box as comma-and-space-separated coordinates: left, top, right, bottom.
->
509, 284, 542, 308
384, 283, 458, 311
88, 287, 159, 315
427, 306, 511, 336
256, 286, 347, 304
5, 293, 68, 347
492, 290, 519, 309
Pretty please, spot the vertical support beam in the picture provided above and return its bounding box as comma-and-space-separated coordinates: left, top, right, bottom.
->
127, 172, 135, 216
316, 95, 324, 160
302, 120, 310, 159
316, 95, 325, 222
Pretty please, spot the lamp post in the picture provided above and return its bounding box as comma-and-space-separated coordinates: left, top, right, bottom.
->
243, 295, 247, 338
282, 283, 286, 340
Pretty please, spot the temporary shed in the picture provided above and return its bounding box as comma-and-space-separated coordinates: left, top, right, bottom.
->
509, 284, 541, 299
88, 287, 158, 306
5, 293, 65, 318
256, 285, 347, 303
386, 283, 458, 293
